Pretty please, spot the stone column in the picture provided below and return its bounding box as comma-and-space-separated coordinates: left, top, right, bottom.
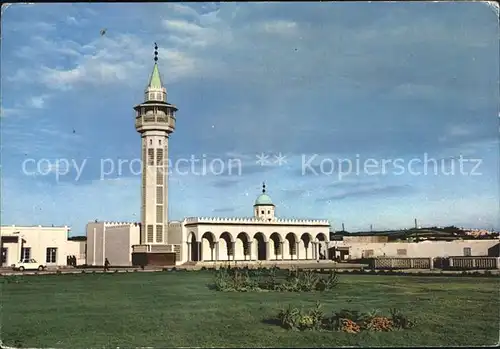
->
281, 241, 284, 261
215, 241, 219, 262
232, 242, 236, 261
187, 242, 191, 261
248, 241, 253, 261
197, 241, 201, 262
296, 242, 300, 260
265, 241, 271, 261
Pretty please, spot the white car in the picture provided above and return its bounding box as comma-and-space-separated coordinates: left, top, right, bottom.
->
14, 259, 46, 271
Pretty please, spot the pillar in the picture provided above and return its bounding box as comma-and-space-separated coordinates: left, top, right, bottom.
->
93, 228, 96, 266
197, 241, 201, 262
215, 241, 219, 262
232, 242, 236, 261
187, 242, 191, 261
248, 241, 253, 261
265, 241, 270, 261
296, 242, 300, 260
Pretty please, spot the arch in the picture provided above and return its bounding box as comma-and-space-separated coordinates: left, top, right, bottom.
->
315, 232, 327, 242
315, 232, 328, 260
236, 232, 251, 260
269, 232, 282, 260
188, 232, 200, 262
201, 231, 216, 261
285, 232, 298, 260
253, 232, 267, 261
219, 232, 233, 261
300, 233, 313, 260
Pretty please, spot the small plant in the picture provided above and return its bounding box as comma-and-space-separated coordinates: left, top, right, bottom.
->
339, 318, 361, 333
307, 301, 324, 330
277, 305, 302, 330
389, 308, 414, 329
366, 316, 394, 332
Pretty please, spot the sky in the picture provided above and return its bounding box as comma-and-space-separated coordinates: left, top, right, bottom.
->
1, 2, 499, 235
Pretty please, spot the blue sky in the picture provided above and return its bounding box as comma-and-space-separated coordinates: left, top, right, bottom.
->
1, 2, 499, 235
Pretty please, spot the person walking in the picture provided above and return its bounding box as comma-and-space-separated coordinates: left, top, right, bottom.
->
104, 258, 110, 272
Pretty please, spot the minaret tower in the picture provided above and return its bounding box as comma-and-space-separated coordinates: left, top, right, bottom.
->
134, 43, 178, 245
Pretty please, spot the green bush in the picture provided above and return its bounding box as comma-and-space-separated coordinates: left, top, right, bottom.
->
212, 267, 338, 292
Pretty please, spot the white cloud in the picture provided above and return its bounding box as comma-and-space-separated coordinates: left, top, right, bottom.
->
28, 95, 49, 109
260, 20, 298, 35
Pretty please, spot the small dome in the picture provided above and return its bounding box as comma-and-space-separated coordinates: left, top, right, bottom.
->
255, 193, 274, 206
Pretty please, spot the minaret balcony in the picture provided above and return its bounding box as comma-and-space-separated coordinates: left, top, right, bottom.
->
135, 115, 175, 133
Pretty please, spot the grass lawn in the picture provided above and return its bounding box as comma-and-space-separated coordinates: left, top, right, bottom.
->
1, 271, 499, 348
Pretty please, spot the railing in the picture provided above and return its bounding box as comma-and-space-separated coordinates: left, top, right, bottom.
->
371, 257, 432, 269
449, 257, 500, 269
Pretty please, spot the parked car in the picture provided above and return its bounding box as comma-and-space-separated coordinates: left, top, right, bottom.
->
13, 259, 46, 271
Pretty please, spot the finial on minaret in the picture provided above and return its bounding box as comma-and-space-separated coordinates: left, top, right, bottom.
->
154, 42, 158, 62
262, 182, 266, 194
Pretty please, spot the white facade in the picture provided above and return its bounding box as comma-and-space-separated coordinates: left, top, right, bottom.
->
0, 225, 85, 267
85, 222, 140, 266
331, 238, 500, 259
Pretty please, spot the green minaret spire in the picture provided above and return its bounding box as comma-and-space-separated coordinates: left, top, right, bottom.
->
148, 42, 163, 89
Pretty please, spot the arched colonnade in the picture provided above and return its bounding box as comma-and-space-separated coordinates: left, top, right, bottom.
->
187, 231, 329, 262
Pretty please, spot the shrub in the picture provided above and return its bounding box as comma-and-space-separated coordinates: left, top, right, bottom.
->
212, 267, 338, 292
389, 308, 414, 329
365, 316, 394, 331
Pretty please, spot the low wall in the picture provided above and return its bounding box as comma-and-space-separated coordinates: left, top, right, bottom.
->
371, 257, 432, 269
131, 252, 176, 267
449, 257, 500, 270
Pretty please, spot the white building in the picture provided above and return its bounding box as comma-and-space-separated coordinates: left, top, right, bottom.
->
0, 225, 86, 267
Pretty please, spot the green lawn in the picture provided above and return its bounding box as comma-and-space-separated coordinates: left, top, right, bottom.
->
1, 271, 499, 348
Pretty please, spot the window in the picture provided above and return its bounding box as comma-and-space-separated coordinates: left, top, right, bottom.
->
148, 149, 154, 166
21, 247, 31, 261
156, 148, 164, 165
156, 205, 163, 223
267, 210, 270, 214
156, 169, 163, 185
159, 140, 162, 146
1, 248, 7, 263
46, 247, 57, 263
156, 93, 161, 101
363, 249, 374, 257
156, 225, 163, 243
149, 139, 153, 145
147, 225, 154, 243
156, 186, 163, 204
397, 249, 407, 256
463, 247, 472, 256
261, 210, 264, 214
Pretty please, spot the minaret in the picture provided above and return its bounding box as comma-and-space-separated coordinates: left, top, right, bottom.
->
133, 43, 178, 245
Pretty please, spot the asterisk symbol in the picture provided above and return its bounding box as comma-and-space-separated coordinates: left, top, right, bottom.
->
274, 152, 287, 166
255, 153, 270, 166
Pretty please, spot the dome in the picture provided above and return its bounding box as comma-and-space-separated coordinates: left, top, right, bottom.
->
254, 193, 274, 206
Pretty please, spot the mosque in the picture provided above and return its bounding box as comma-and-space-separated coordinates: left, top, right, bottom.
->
85, 45, 332, 266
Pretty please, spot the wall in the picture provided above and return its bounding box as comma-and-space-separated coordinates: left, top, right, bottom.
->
335, 239, 500, 259
168, 221, 183, 244
65, 240, 87, 265
1, 225, 71, 266
86, 222, 140, 266
343, 235, 389, 243
86, 222, 105, 266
